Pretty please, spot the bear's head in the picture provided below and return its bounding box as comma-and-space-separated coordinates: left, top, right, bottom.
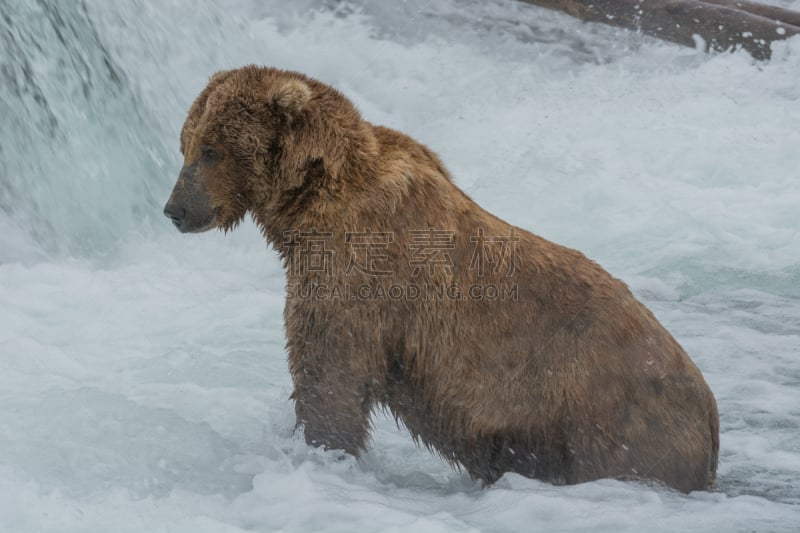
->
163, 66, 317, 234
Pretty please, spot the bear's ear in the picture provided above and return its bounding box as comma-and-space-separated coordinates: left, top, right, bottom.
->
274, 79, 311, 115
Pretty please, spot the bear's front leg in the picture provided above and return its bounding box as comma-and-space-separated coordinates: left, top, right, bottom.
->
291, 361, 374, 457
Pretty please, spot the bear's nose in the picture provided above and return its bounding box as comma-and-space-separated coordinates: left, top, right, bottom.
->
163, 203, 186, 229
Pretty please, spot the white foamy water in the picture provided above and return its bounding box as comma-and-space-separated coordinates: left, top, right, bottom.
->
1, 1, 799, 531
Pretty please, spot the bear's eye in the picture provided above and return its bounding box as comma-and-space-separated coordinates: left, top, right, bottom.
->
200, 145, 219, 162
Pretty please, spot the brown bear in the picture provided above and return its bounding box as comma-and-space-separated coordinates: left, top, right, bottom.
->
164, 65, 719, 493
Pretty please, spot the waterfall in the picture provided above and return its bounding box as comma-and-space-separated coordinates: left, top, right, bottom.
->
0, 0, 172, 255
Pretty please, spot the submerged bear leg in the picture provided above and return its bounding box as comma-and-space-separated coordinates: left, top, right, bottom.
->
292, 375, 373, 457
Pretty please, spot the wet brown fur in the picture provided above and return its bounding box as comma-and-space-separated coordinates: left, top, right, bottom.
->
169, 65, 719, 492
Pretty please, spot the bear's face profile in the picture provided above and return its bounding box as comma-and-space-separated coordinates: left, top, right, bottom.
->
164, 68, 312, 233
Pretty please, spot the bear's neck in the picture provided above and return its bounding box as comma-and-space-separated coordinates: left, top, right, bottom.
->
252, 149, 377, 257
252, 113, 380, 257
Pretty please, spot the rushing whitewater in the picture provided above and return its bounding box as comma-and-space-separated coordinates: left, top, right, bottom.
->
1, 1, 799, 531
